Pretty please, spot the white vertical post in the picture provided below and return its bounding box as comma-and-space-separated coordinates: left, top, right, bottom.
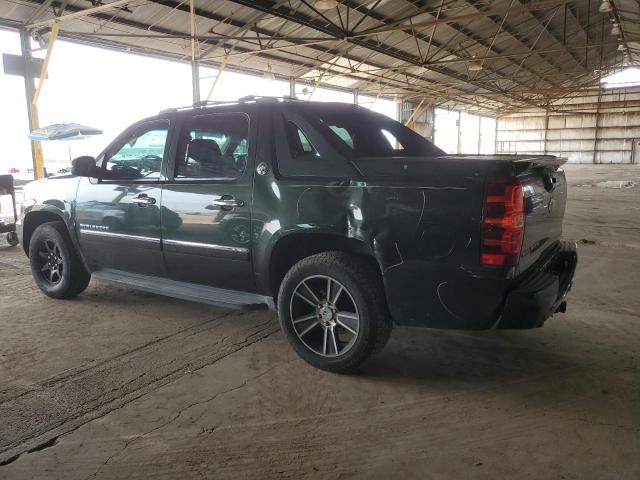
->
190, 0, 200, 104
289, 77, 296, 98
457, 111, 462, 154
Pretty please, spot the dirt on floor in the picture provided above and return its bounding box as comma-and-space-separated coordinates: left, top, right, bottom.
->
0, 164, 639, 479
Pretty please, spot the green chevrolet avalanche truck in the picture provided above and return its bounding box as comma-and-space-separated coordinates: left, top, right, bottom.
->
18, 97, 577, 372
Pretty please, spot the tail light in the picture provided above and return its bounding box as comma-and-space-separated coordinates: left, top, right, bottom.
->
481, 179, 525, 267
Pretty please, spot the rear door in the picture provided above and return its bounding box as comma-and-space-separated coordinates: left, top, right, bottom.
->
75, 119, 171, 276
160, 111, 256, 291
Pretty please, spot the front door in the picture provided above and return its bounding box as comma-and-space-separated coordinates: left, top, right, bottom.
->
75, 120, 170, 276
160, 112, 256, 291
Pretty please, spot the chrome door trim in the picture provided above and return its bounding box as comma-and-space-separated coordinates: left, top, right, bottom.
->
162, 239, 249, 254
79, 229, 160, 244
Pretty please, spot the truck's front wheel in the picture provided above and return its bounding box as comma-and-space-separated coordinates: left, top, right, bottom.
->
277, 252, 392, 373
29, 221, 91, 299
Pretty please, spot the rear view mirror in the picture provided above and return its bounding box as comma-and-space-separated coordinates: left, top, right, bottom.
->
71, 156, 98, 177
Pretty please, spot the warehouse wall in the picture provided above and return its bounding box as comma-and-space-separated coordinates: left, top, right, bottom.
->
496, 87, 640, 164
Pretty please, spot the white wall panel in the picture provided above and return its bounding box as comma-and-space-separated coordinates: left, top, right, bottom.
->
496, 86, 640, 164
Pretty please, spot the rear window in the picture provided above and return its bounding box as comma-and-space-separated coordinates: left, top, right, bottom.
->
314, 108, 444, 158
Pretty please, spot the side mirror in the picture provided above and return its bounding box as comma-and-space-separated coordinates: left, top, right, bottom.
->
71, 156, 98, 177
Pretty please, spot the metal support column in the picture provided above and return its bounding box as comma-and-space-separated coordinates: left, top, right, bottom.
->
191, 61, 200, 104
457, 111, 462, 154
189, 0, 200, 104
289, 77, 296, 98
353, 88, 359, 106
19, 28, 44, 180
543, 109, 549, 155
594, 83, 603, 164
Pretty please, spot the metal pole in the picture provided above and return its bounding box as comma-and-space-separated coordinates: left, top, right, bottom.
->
289, 77, 296, 98
457, 111, 462, 154
353, 88, 359, 105
19, 28, 45, 180
205, 56, 228, 101
33, 21, 59, 105
543, 109, 549, 155
404, 97, 425, 127
190, 0, 200, 104
191, 62, 200, 104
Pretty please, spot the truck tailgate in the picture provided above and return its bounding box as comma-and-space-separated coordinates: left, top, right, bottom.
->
517, 161, 567, 272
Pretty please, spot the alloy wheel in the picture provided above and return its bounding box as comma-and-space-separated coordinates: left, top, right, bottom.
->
289, 275, 360, 357
38, 239, 64, 285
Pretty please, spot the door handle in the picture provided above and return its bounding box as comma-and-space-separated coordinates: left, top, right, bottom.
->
211, 196, 244, 210
132, 194, 156, 208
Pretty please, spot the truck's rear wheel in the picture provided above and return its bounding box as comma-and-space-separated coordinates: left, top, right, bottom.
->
29, 221, 91, 299
277, 252, 392, 373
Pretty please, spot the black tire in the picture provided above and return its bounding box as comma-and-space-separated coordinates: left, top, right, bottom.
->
277, 252, 392, 373
6, 231, 19, 247
29, 221, 91, 299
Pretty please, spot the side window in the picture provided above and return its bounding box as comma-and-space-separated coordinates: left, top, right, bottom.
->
328, 125, 355, 149
285, 121, 318, 159
274, 111, 355, 178
381, 129, 405, 151
175, 113, 248, 179
102, 123, 168, 180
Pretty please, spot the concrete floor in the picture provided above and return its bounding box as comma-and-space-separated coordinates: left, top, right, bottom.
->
0, 165, 638, 479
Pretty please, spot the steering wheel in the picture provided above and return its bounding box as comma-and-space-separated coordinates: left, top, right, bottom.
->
110, 164, 142, 178
139, 155, 162, 174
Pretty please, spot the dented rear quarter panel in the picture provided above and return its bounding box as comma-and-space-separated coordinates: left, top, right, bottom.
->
250, 166, 513, 330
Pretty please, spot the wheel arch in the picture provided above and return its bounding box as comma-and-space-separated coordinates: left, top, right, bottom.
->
267, 232, 382, 300
22, 209, 74, 256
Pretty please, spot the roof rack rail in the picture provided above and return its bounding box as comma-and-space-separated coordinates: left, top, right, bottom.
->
160, 95, 302, 114
236, 95, 301, 103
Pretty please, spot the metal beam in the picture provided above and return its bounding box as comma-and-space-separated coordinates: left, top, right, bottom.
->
25, 0, 55, 25
27, 0, 134, 29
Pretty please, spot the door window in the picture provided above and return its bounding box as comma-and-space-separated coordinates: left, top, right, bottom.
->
175, 113, 249, 179
102, 122, 169, 180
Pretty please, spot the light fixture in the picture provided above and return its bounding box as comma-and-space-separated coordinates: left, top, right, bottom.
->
467, 58, 483, 71
599, 1, 613, 13
611, 23, 621, 36
314, 0, 338, 10
262, 65, 275, 81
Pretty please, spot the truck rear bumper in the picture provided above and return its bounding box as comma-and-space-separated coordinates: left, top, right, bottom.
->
496, 240, 577, 329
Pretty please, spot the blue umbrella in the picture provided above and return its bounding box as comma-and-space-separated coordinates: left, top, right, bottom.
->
28, 123, 103, 141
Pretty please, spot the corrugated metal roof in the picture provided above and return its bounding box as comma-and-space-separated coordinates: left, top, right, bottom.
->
0, 0, 628, 114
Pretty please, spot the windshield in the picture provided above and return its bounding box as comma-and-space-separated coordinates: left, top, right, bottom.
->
306, 108, 445, 158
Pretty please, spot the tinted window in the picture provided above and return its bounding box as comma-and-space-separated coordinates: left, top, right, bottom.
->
175, 113, 248, 179
275, 111, 355, 178
102, 123, 168, 180
328, 125, 354, 149
315, 108, 444, 158
285, 121, 318, 159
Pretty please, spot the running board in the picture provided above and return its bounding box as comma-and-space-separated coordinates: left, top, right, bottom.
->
92, 270, 274, 311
